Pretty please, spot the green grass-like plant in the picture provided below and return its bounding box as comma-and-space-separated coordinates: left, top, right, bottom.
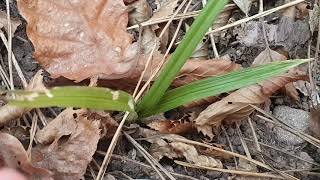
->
5, 0, 308, 121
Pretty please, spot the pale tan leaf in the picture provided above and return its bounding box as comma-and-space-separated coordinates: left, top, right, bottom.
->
0, 133, 52, 179
139, 128, 222, 167
0, 10, 21, 35
195, 72, 308, 139
32, 109, 101, 180
251, 48, 287, 65
17, 0, 139, 82
147, 120, 194, 134
170, 142, 223, 168
0, 70, 45, 126
233, 0, 252, 16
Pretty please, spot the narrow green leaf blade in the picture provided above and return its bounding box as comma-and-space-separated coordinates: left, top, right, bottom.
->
137, 0, 229, 113
140, 59, 309, 117
8, 86, 135, 112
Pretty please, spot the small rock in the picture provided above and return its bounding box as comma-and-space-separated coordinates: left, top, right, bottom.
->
273, 106, 310, 145
206, 171, 222, 179
296, 152, 314, 169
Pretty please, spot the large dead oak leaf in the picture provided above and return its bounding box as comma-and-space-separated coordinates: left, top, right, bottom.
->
17, 0, 138, 82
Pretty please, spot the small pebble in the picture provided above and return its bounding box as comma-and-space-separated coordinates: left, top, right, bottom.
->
273, 106, 310, 145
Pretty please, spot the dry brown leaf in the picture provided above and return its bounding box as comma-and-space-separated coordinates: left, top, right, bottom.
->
194, 49, 308, 139
17, 0, 139, 82
252, 48, 300, 101
139, 128, 222, 168
147, 120, 194, 134
170, 142, 223, 168
233, 0, 252, 16
0, 10, 21, 35
173, 58, 241, 87
0, 133, 52, 179
32, 108, 101, 180
0, 70, 45, 126
195, 74, 307, 139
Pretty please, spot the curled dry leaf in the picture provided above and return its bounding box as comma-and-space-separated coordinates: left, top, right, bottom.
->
195, 49, 308, 139
0, 70, 45, 126
195, 74, 307, 139
147, 120, 194, 134
0, 133, 52, 179
32, 108, 101, 180
253, 48, 303, 101
173, 58, 241, 87
139, 128, 222, 168
17, 0, 139, 82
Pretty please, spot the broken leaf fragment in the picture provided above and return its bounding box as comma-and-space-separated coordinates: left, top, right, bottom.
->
140, 129, 222, 168
32, 109, 101, 180
0, 133, 52, 179
17, 0, 139, 81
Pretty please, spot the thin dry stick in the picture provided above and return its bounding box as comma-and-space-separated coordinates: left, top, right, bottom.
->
175, 161, 285, 179
122, 143, 167, 180
27, 114, 37, 158
307, 40, 317, 108
95, 152, 200, 180
5, 0, 13, 90
251, 105, 320, 148
314, 17, 320, 82
88, 165, 97, 180
0, 32, 28, 87
124, 132, 175, 180
206, 0, 304, 35
221, 125, 238, 168
96, 1, 191, 179
95, 112, 130, 180
158, 134, 272, 170
127, 4, 237, 30
0, 64, 10, 88
159, 134, 299, 179
134, 0, 190, 100
244, 138, 320, 166
164, 0, 193, 59
247, 118, 262, 152
202, 0, 219, 58
236, 122, 252, 159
